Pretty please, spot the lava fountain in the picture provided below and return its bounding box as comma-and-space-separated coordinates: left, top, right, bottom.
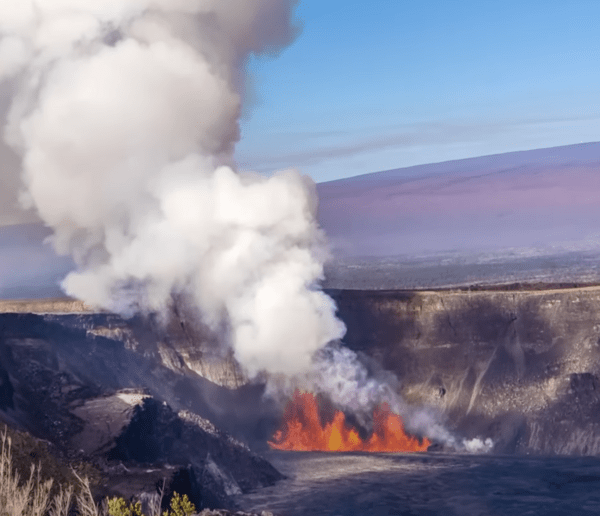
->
268, 390, 431, 452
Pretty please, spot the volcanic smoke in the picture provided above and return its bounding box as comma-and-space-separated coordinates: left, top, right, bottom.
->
0, 0, 345, 378
0, 1, 488, 452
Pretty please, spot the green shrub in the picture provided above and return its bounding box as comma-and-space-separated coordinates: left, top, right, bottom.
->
0, 426, 197, 516
163, 493, 195, 516
106, 497, 144, 516
106, 492, 195, 516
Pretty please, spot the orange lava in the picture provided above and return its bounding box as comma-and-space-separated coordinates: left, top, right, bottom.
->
268, 390, 431, 452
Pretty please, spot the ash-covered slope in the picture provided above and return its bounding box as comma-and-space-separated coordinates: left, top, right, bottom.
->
0, 300, 283, 510
329, 285, 600, 455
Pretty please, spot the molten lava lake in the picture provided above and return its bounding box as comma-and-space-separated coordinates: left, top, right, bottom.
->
236, 452, 600, 515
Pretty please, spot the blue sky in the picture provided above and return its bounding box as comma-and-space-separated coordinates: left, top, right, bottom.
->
236, 0, 600, 183
2, 1, 600, 298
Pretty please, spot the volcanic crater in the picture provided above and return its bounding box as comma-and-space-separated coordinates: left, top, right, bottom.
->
2, 284, 600, 510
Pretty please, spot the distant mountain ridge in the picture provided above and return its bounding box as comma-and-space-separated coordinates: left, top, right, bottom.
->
2, 142, 600, 297
318, 141, 600, 189
317, 141, 600, 258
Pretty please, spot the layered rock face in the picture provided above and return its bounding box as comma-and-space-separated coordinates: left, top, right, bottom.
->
329, 286, 600, 455
0, 298, 246, 389
4, 286, 600, 464
0, 303, 282, 510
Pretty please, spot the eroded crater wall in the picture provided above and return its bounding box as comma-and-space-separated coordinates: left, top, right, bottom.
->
329, 286, 600, 455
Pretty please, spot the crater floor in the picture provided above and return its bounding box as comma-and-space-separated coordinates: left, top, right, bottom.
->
238, 451, 600, 516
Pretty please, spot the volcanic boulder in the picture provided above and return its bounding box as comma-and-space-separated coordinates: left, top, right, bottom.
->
76, 393, 283, 510
0, 306, 283, 509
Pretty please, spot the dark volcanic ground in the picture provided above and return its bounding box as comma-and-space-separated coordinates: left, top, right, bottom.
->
238, 451, 600, 516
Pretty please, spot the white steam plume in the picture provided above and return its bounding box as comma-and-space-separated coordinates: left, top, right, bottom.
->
0, 4, 496, 452
0, 0, 346, 377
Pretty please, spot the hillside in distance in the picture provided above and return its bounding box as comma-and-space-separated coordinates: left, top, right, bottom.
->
2, 142, 600, 297
318, 141, 600, 257
317, 141, 600, 289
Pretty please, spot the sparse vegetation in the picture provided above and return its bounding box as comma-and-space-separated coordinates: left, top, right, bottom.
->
1, 423, 102, 494
1, 427, 53, 516
105, 492, 195, 516
106, 498, 144, 516
161, 493, 196, 516
0, 427, 196, 516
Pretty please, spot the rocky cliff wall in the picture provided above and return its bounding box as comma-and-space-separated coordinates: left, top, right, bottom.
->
0, 310, 272, 444
5, 287, 600, 457
0, 308, 282, 509
0, 298, 246, 388
328, 286, 600, 455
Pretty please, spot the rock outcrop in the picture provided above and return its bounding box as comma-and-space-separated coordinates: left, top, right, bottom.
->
329, 285, 600, 455
0, 298, 245, 389
83, 393, 282, 510
0, 306, 282, 510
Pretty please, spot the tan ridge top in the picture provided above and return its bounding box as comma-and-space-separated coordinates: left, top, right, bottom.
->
4, 284, 600, 313
416, 284, 600, 297
0, 297, 96, 314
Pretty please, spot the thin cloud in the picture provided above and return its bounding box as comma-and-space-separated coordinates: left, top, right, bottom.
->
237, 114, 600, 175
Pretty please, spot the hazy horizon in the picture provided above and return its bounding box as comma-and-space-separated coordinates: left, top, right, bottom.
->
2, 141, 600, 298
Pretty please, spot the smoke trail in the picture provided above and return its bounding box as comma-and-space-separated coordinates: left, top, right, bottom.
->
314, 346, 495, 452
0, 5, 496, 453
0, 0, 345, 377
266, 343, 494, 452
